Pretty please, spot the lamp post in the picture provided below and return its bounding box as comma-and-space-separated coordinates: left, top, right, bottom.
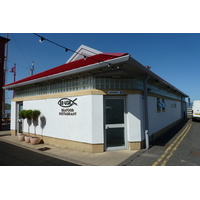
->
10, 63, 16, 98
10, 63, 16, 82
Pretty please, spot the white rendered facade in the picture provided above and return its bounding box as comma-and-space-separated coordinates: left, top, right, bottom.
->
5, 45, 188, 152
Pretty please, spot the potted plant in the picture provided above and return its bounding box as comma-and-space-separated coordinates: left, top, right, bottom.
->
18, 110, 26, 141
24, 109, 33, 143
30, 110, 41, 145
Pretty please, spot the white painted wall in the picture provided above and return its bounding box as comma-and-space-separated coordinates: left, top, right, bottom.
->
10, 101, 16, 130
126, 94, 183, 143
10, 93, 184, 146
21, 95, 104, 144
147, 96, 182, 136
91, 95, 104, 143
127, 94, 144, 142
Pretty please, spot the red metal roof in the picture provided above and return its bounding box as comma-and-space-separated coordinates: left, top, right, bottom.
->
4, 53, 128, 88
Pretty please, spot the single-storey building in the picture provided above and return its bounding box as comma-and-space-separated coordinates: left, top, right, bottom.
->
3, 45, 188, 153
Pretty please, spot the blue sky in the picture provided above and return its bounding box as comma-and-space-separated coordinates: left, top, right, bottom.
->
1, 0, 200, 195
1, 33, 199, 104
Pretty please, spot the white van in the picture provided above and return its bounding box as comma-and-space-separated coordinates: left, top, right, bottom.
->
192, 100, 200, 121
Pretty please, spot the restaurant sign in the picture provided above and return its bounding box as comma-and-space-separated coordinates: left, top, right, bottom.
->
58, 98, 77, 107
58, 98, 77, 116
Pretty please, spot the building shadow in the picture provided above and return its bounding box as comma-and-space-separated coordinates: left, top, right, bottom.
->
0, 124, 11, 136
1, 124, 10, 131
0, 140, 80, 166
40, 115, 46, 143
152, 118, 190, 147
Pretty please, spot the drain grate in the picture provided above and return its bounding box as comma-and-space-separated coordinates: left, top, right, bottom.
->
38, 147, 51, 151
190, 151, 200, 157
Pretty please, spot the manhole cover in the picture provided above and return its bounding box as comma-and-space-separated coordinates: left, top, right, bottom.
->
38, 147, 51, 151
190, 151, 200, 157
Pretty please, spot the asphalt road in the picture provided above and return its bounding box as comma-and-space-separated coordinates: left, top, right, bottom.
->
120, 119, 200, 166
0, 124, 80, 166
0, 139, 80, 166
165, 120, 200, 166
1, 120, 199, 166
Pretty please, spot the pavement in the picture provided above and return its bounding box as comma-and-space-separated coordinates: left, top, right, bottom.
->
0, 125, 138, 166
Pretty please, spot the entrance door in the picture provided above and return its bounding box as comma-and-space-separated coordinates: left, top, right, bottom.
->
104, 97, 127, 150
17, 102, 23, 134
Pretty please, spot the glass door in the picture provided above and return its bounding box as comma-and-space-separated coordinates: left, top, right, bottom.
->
104, 97, 127, 151
17, 102, 23, 134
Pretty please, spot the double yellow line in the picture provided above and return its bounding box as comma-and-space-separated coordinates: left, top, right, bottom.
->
152, 121, 192, 166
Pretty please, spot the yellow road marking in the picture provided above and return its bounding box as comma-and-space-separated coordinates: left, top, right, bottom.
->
152, 122, 192, 166
161, 123, 192, 166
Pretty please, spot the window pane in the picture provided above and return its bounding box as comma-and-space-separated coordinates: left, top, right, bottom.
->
105, 99, 124, 124
106, 128, 125, 147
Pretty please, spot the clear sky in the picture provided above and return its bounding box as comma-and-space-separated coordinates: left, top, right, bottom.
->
0, 33, 199, 104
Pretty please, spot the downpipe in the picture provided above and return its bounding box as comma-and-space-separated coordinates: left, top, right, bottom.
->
144, 74, 149, 149
145, 130, 149, 149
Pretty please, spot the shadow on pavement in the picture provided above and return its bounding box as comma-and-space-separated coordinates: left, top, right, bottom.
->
0, 140, 80, 166
152, 119, 190, 147
1, 124, 10, 131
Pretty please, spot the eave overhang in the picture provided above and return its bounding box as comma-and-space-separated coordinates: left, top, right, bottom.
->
3, 53, 188, 98
126, 57, 188, 97
3, 54, 130, 90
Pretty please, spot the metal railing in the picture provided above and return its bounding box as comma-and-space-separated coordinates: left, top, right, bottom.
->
187, 107, 192, 117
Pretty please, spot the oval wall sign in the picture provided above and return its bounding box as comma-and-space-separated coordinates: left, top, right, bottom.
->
58, 98, 78, 107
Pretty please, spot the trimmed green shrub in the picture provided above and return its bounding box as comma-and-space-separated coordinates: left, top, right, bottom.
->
25, 110, 33, 120
32, 110, 41, 119
19, 110, 26, 119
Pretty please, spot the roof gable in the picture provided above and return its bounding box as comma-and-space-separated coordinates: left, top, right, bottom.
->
66, 45, 102, 63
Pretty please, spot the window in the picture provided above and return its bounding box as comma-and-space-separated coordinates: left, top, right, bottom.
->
157, 98, 162, 112
14, 75, 95, 98
157, 98, 166, 112
162, 99, 166, 112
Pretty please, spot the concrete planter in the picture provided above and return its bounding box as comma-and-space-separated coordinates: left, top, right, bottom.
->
30, 137, 41, 145
25, 135, 31, 143
18, 134, 25, 141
